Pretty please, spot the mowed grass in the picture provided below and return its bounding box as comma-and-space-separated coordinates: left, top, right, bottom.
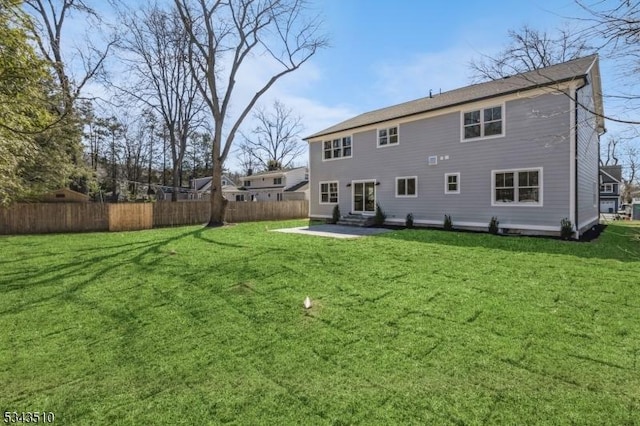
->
0, 220, 639, 425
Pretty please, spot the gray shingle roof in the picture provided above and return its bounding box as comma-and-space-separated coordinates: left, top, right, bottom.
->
305, 55, 602, 140
284, 180, 309, 192
600, 165, 622, 183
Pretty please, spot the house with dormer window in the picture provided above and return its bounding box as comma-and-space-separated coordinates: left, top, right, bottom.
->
599, 165, 622, 213
235, 167, 309, 202
305, 55, 605, 237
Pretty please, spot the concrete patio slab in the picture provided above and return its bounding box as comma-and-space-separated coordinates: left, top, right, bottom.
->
272, 224, 393, 239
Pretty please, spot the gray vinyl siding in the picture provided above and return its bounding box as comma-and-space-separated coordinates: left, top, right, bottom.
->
576, 74, 600, 232
310, 92, 573, 230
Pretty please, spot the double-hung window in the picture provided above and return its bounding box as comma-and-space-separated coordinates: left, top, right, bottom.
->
463, 105, 503, 140
320, 181, 339, 204
493, 168, 542, 206
444, 173, 460, 194
396, 176, 417, 197
274, 177, 282, 185
378, 126, 399, 147
323, 137, 352, 160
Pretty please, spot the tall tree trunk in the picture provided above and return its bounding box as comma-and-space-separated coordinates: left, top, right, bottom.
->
208, 126, 226, 226
171, 167, 179, 202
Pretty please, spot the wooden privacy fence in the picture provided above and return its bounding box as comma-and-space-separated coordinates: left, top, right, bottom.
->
108, 203, 153, 232
0, 200, 309, 235
0, 203, 109, 234
154, 201, 211, 227
226, 200, 308, 222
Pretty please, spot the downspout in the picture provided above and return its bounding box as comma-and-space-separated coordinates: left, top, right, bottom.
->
574, 78, 589, 238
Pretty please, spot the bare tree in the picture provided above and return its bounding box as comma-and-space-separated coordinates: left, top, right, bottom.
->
469, 18, 640, 129
601, 136, 621, 166
469, 24, 593, 82
23, 0, 115, 115
236, 144, 257, 176
576, 1, 640, 116
175, 0, 327, 226
577, 1, 639, 65
239, 100, 304, 171
115, 3, 205, 201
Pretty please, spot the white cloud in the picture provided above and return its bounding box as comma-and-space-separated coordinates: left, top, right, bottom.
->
372, 46, 479, 106
220, 55, 357, 171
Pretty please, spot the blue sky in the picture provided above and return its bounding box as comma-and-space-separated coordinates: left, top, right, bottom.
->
74, 0, 627, 171
272, 0, 596, 137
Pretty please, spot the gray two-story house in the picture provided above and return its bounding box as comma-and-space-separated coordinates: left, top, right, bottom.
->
305, 55, 605, 237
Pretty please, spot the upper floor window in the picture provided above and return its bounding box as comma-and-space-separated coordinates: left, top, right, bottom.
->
244, 180, 251, 187
323, 137, 352, 160
492, 168, 542, 206
463, 105, 503, 140
600, 183, 615, 193
274, 177, 283, 185
378, 126, 398, 147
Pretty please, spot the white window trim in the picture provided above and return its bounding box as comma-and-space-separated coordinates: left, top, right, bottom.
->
319, 180, 339, 204
351, 179, 377, 214
444, 172, 460, 194
460, 103, 506, 142
491, 167, 543, 207
377, 125, 400, 148
322, 136, 353, 162
395, 176, 418, 198
600, 183, 614, 193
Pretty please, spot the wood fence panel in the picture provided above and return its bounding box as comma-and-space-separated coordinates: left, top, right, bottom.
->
153, 201, 210, 227
108, 203, 153, 232
226, 200, 308, 222
0, 200, 308, 235
0, 203, 108, 235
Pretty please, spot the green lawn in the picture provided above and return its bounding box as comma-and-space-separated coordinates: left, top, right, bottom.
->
1, 221, 639, 425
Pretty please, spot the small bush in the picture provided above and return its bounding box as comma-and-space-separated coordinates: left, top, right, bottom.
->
443, 214, 453, 231
560, 217, 573, 240
331, 205, 341, 224
488, 216, 500, 235
374, 203, 386, 226
406, 213, 414, 228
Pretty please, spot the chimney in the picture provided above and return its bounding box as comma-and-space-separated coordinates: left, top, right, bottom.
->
247, 168, 253, 176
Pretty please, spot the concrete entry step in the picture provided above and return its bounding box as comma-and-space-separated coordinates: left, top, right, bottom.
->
337, 214, 375, 227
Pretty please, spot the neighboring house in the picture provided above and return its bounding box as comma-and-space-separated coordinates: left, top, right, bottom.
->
236, 167, 309, 202
191, 175, 238, 200
155, 186, 197, 201
156, 175, 238, 201
305, 55, 605, 237
599, 165, 622, 213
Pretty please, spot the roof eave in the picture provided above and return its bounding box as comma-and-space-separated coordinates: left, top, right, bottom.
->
304, 76, 587, 141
